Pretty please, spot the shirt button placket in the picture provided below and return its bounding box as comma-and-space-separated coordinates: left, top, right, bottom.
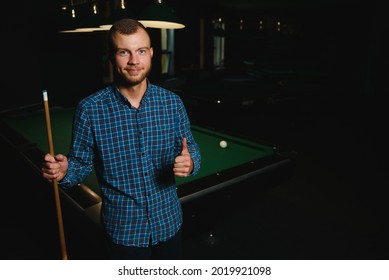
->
137, 112, 150, 190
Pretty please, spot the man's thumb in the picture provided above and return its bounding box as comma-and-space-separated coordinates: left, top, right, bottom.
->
181, 137, 189, 155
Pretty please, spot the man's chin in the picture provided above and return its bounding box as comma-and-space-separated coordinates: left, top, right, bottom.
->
120, 76, 144, 87
115, 70, 150, 86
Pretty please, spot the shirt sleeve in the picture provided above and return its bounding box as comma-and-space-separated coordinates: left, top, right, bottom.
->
59, 103, 94, 188
176, 97, 201, 176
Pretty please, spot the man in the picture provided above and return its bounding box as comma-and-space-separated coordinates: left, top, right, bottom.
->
42, 18, 201, 260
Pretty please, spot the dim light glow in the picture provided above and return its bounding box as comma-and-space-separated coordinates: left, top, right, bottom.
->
138, 20, 185, 29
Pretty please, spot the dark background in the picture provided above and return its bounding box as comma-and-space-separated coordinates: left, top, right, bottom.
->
2, 0, 387, 110
1, 0, 389, 260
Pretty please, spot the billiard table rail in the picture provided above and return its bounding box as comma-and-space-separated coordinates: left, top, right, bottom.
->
0, 119, 102, 227
177, 151, 293, 203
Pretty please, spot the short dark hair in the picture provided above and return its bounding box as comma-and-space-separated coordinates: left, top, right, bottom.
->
107, 19, 150, 58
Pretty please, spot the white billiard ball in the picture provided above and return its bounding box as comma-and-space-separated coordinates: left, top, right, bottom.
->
219, 140, 227, 148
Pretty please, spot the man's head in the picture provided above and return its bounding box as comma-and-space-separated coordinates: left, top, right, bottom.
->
108, 19, 153, 87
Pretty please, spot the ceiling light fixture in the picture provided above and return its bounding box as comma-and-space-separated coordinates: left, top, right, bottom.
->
137, 0, 185, 29
99, 0, 134, 30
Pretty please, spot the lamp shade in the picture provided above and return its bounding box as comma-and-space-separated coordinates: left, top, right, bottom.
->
59, 4, 105, 33
137, 1, 185, 29
75, 13, 105, 32
100, 7, 135, 30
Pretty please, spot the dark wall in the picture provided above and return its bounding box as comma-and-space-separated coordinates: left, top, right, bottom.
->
1, 0, 383, 111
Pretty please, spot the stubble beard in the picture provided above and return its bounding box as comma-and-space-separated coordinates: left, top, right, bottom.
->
115, 65, 152, 87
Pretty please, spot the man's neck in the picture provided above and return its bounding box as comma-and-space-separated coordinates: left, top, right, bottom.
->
119, 80, 148, 109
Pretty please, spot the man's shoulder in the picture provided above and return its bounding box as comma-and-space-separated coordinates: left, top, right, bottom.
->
78, 85, 115, 108
149, 83, 180, 101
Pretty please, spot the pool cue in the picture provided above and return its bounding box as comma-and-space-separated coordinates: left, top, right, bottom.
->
42, 90, 68, 260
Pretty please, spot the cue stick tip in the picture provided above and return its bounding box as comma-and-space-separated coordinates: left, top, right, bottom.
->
42, 90, 48, 101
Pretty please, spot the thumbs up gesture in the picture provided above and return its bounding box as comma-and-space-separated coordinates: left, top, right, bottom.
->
174, 138, 193, 177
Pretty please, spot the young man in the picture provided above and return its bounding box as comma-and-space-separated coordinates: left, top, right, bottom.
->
42, 18, 201, 260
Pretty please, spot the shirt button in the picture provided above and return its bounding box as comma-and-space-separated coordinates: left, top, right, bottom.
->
144, 172, 147, 176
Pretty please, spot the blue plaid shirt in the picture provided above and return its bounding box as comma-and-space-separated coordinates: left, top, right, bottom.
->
59, 81, 201, 247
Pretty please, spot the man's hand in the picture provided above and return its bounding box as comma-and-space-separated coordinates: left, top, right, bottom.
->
42, 153, 68, 182
173, 138, 193, 177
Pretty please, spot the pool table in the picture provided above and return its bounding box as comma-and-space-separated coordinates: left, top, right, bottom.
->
0, 105, 296, 227
161, 68, 328, 127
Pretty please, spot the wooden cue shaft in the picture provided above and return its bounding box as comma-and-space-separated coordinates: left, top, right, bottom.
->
42, 90, 68, 260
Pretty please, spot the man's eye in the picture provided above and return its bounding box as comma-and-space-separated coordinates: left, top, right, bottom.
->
117, 50, 129, 57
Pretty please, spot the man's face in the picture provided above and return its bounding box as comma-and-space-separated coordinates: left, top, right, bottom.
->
112, 29, 153, 86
